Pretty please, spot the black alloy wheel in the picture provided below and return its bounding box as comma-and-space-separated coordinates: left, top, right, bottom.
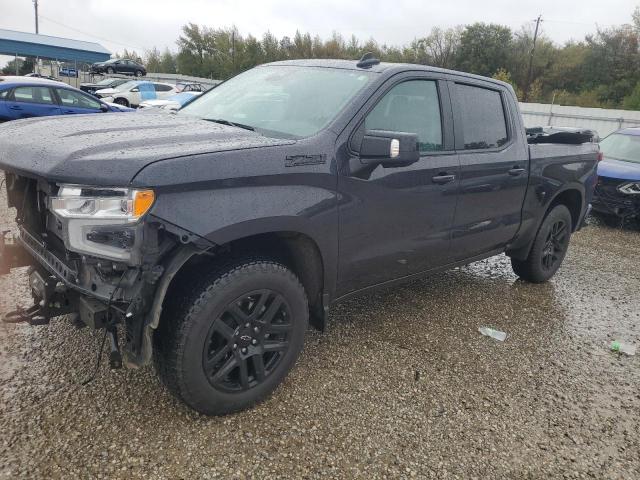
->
203, 289, 294, 392
511, 204, 573, 283
154, 259, 308, 415
541, 219, 569, 271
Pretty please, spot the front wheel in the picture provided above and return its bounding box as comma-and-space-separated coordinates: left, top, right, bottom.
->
106, 67, 114, 74
154, 259, 308, 415
114, 98, 129, 107
135, 70, 143, 77
511, 204, 572, 283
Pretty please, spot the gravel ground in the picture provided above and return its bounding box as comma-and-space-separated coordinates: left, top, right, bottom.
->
0, 187, 639, 480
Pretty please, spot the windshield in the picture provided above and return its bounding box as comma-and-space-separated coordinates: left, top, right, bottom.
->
114, 81, 138, 92
600, 133, 640, 164
179, 66, 374, 138
96, 78, 116, 86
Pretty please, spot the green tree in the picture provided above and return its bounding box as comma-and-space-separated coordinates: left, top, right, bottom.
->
623, 82, 640, 109
1, 56, 36, 75
456, 23, 513, 76
145, 47, 162, 73
160, 49, 177, 74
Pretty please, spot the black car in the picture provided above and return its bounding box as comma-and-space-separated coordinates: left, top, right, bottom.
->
0, 57, 599, 416
90, 58, 146, 77
79, 77, 130, 97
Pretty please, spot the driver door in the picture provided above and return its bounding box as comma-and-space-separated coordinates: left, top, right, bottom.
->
337, 76, 460, 296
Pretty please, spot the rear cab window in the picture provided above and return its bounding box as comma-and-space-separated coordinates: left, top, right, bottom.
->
454, 83, 509, 150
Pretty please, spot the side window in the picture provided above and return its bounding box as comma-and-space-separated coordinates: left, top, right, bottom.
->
455, 84, 508, 150
0, 89, 8, 100
365, 80, 443, 153
154, 84, 173, 92
12, 86, 55, 105
57, 89, 102, 110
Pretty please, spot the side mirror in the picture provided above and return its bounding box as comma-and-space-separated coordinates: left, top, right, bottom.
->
100, 103, 109, 112
359, 130, 419, 167
131, 87, 139, 92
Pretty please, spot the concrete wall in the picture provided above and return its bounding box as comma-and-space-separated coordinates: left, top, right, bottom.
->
519, 102, 640, 138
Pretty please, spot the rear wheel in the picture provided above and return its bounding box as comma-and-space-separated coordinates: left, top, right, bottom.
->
511, 204, 572, 283
106, 67, 114, 74
153, 258, 308, 415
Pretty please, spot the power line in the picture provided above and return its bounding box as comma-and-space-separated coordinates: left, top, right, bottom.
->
38, 14, 146, 52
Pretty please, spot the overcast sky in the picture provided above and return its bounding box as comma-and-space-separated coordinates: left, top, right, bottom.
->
0, 0, 637, 66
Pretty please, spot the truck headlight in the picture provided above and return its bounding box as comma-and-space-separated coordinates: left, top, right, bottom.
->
52, 186, 155, 221
618, 182, 640, 195
50, 185, 155, 262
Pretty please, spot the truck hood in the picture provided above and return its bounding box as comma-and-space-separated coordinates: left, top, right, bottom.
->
598, 157, 640, 181
0, 113, 294, 185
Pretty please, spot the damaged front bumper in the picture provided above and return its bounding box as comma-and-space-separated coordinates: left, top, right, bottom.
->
0, 224, 204, 368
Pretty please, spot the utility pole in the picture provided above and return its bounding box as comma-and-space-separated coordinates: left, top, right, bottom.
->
231, 29, 236, 75
33, 0, 39, 34
523, 14, 542, 102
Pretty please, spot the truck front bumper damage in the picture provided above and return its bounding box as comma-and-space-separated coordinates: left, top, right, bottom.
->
0, 225, 202, 368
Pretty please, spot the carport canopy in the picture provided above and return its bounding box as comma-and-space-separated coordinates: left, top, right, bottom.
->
0, 28, 111, 63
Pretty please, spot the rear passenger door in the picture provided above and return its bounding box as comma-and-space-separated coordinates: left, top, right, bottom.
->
4, 86, 61, 119
449, 81, 529, 260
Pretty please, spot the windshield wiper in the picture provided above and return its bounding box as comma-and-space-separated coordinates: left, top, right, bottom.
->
205, 118, 255, 132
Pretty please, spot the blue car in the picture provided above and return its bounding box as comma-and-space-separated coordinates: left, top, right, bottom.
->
0, 76, 133, 122
592, 127, 640, 219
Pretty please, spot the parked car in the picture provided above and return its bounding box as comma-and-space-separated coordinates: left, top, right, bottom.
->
24, 72, 58, 81
592, 127, 640, 219
91, 58, 146, 77
176, 81, 206, 93
138, 91, 202, 111
95, 80, 178, 108
0, 76, 132, 121
79, 77, 130, 97
59, 67, 78, 78
0, 58, 598, 416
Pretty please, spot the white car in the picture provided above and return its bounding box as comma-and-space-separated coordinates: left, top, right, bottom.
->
138, 92, 202, 111
95, 80, 177, 108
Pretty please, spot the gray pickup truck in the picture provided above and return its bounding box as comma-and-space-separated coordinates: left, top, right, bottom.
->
0, 56, 599, 415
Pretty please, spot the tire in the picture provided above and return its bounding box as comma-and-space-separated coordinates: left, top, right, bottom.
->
114, 98, 129, 107
153, 258, 308, 415
135, 70, 143, 77
511, 204, 573, 283
106, 67, 115, 74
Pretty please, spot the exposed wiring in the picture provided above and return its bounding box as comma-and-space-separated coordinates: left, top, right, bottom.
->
80, 268, 128, 385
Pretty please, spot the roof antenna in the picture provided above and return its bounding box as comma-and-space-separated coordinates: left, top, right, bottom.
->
356, 52, 380, 69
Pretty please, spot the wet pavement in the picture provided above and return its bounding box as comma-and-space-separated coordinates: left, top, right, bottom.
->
0, 187, 639, 478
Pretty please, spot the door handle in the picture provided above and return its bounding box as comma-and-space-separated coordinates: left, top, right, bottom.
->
508, 166, 526, 176
9, 105, 22, 110
432, 174, 456, 184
